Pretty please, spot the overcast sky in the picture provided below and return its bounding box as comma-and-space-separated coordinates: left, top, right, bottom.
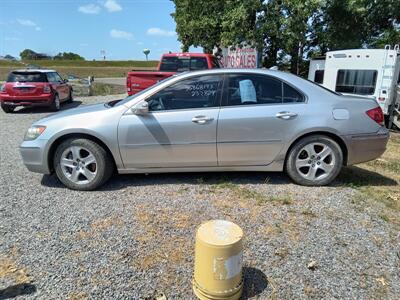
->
0, 0, 199, 60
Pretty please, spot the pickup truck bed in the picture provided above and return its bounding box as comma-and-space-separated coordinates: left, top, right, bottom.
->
126, 53, 220, 95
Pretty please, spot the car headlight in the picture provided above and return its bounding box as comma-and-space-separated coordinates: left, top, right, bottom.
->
24, 126, 46, 141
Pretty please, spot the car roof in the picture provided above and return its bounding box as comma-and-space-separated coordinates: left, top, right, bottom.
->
173, 68, 305, 83
12, 69, 56, 73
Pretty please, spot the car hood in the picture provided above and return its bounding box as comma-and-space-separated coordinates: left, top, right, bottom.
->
36, 103, 108, 124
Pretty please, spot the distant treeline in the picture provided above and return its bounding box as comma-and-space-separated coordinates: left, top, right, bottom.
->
20, 49, 85, 61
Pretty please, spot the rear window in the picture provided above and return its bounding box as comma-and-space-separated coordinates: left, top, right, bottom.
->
7, 72, 48, 83
159, 56, 209, 72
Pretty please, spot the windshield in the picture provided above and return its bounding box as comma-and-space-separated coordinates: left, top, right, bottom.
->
7, 72, 48, 83
113, 75, 177, 107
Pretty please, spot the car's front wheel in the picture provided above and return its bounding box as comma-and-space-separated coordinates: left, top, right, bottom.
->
50, 94, 60, 111
285, 135, 343, 186
54, 138, 114, 190
66, 89, 73, 103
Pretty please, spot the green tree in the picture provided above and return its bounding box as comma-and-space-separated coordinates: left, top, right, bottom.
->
20, 49, 37, 60
54, 52, 85, 60
171, 0, 399, 76
171, 0, 261, 53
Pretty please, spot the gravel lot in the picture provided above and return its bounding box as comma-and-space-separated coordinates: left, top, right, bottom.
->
1, 94, 399, 300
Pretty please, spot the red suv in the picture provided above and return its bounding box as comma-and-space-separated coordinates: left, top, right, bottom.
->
0, 69, 73, 113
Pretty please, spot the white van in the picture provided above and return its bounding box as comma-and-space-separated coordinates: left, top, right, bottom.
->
308, 46, 400, 118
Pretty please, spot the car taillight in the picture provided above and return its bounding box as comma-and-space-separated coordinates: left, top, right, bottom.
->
43, 85, 51, 93
366, 107, 384, 125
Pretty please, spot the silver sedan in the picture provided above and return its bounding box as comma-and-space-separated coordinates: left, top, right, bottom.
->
20, 69, 389, 190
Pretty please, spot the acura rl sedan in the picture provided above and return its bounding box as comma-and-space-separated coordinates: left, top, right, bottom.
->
20, 69, 389, 190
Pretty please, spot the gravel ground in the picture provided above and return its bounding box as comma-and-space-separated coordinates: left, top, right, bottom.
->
1, 94, 399, 300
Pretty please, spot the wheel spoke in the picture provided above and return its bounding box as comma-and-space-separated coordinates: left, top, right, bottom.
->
296, 158, 309, 168
319, 162, 334, 173
318, 146, 332, 160
82, 168, 96, 181
303, 144, 316, 157
82, 154, 96, 165
70, 146, 81, 160
61, 158, 75, 168
70, 168, 80, 182
305, 166, 318, 180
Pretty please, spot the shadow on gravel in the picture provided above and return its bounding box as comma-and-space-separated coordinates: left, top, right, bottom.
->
0, 283, 37, 299
41, 167, 397, 191
335, 166, 398, 187
12, 100, 82, 114
40, 171, 290, 190
241, 267, 269, 299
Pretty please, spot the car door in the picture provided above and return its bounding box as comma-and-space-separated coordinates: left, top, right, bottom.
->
217, 73, 306, 166
52, 72, 68, 100
118, 74, 223, 169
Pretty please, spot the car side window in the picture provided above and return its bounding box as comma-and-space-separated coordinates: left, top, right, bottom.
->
283, 83, 304, 103
46, 73, 56, 82
225, 74, 283, 106
53, 72, 63, 82
146, 75, 223, 111
47, 72, 62, 82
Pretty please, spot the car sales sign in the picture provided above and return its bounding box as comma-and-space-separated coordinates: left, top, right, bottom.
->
220, 46, 259, 68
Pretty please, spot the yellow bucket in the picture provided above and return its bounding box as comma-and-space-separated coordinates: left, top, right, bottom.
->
193, 220, 244, 300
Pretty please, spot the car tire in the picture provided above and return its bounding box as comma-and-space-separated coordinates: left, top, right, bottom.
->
53, 138, 114, 191
285, 135, 343, 186
66, 89, 73, 103
1, 103, 15, 113
50, 94, 61, 112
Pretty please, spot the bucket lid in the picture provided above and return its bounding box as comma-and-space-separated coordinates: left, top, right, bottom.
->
197, 220, 243, 246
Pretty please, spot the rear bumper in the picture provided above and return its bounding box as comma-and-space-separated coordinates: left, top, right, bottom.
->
19, 139, 51, 174
343, 127, 390, 165
1, 94, 52, 106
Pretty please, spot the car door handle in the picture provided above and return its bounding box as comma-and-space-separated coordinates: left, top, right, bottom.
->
276, 111, 298, 120
192, 115, 214, 124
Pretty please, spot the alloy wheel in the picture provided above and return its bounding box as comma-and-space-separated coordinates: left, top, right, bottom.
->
60, 146, 97, 184
295, 142, 336, 181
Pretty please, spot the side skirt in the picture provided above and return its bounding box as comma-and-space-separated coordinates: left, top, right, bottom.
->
117, 160, 284, 174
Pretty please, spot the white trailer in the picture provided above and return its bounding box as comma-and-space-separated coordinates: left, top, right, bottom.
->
308, 46, 400, 121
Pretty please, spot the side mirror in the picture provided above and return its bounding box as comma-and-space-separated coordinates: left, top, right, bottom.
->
133, 102, 149, 115
64, 79, 69, 83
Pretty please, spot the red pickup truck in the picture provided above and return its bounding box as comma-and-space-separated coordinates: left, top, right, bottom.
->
126, 53, 221, 95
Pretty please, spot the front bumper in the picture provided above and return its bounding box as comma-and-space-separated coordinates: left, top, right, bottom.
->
19, 139, 51, 174
343, 127, 390, 165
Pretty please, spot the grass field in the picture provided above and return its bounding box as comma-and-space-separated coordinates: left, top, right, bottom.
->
0, 60, 158, 81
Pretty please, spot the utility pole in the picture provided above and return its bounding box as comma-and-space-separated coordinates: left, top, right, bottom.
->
100, 50, 106, 60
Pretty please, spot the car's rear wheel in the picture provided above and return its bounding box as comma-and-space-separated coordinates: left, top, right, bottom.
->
285, 135, 343, 186
54, 138, 114, 190
1, 103, 15, 113
50, 94, 60, 111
